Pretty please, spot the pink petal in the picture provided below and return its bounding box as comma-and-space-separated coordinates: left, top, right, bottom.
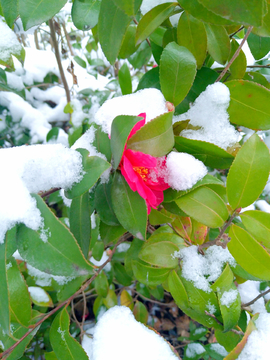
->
125, 149, 157, 168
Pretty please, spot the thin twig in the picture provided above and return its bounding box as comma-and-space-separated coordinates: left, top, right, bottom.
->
247, 64, 270, 68
205, 312, 244, 336
0, 236, 126, 359
215, 26, 253, 83
40, 188, 61, 198
242, 288, 270, 307
61, 22, 74, 56
229, 25, 245, 39
133, 290, 175, 307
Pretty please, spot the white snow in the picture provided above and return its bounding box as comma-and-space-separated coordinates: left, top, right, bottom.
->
27, 264, 74, 286
0, 143, 83, 243
186, 343, 205, 358
140, 0, 181, 26
210, 343, 228, 356
173, 83, 239, 150
89, 306, 178, 360
174, 245, 236, 292
94, 89, 168, 134
220, 289, 238, 307
238, 313, 270, 360
238, 281, 266, 314
28, 286, 50, 304
165, 152, 207, 191
0, 19, 22, 62
90, 252, 111, 272
6, 72, 25, 91
256, 200, 270, 213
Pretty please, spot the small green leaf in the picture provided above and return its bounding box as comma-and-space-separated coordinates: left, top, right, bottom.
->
174, 137, 234, 169
160, 42, 197, 106
139, 241, 179, 268
168, 270, 189, 308
50, 308, 88, 360
120, 289, 134, 309
227, 133, 270, 209
46, 127, 60, 142
176, 186, 229, 228
132, 260, 170, 286
95, 271, 109, 298
91, 240, 104, 261
70, 192, 91, 258
99, 222, 126, 246
111, 172, 147, 240
19, 0, 67, 30
111, 115, 142, 170
227, 80, 270, 130
17, 195, 94, 277
72, 0, 101, 30
0, 0, 18, 27
229, 39, 247, 79
73, 55, 87, 68
127, 111, 174, 157
113, 262, 133, 286
248, 32, 270, 60
65, 149, 111, 199
118, 63, 132, 95
119, 25, 139, 59
128, 40, 152, 69
228, 225, 270, 280
98, 0, 131, 64
133, 301, 148, 324
135, 2, 176, 45
112, 0, 142, 16
240, 210, 270, 248
103, 289, 118, 308
136, 66, 161, 91
28, 286, 53, 307
205, 23, 231, 65
0, 242, 9, 334
92, 125, 112, 162
177, 12, 207, 69
95, 180, 120, 226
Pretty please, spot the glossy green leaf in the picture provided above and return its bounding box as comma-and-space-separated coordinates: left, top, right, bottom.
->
177, 12, 207, 69
111, 172, 147, 240
228, 225, 270, 280
136, 66, 161, 91
133, 301, 148, 324
18, 0, 67, 30
227, 134, 270, 209
100, 222, 126, 246
247, 32, 270, 60
119, 25, 139, 58
139, 241, 179, 268
46, 127, 60, 143
0, 0, 18, 27
168, 270, 189, 308
95, 271, 109, 298
98, 0, 131, 64
240, 210, 270, 248
120, 289, 134, 309
229, 39, 247, 79
160, 42, 197, 106
227, 80, 270, 130
128, 40, 152, 69
172, 216, 192, 241
111, 115, 142, 170
29, 286, 53, 307
74, 55, 87, 68
113, 262, 133, 286
244, 71, 270, 89
72, 0, 101, 30
8, 258, 31, 327
95, 182, 119, 227
149, 208, 172, 226
212, 263, 234, 292
70, 193, 91, 258
92, 125, 112, 162
125, 238, 144, 276
65, 149, 111, 199
103, 289, 118, 308
132, 260, 170, 286
45, 352, 58, 360
5, 227, 17, 259
127, 111, 174, 157
50, 308, 88, 360
253, 9, 270, 37
17, 194, 94, 277
135, 2, 176, 45
205, 23, 231, 65
176, 186, 229, 228
191, 219, 208, 245
174, 137, 234, 169
0, 242, 9, 335
197, 0, 266, 27
112, 0, 142, 16
177, 0, 235, 25
91, 240, 104, 261
119, 63, 132, 95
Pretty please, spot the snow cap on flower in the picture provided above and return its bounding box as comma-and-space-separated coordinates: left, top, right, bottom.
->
166, 152, 207, 191
94, 89, 168, 134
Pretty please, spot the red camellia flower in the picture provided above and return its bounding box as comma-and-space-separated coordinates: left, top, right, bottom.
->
119, 113, 169, 214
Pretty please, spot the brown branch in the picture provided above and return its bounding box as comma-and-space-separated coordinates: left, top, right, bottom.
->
34, 29, 40, 50
40, 188, 61, 198
132, 290, 175, 307
205, 312, 244, 336
49, 18, 71, 103
247, 64, 270, 68
0, 237, 126, 359
215, 26, 253, 83
242, 288, 270, 308
61, 22, 74, 56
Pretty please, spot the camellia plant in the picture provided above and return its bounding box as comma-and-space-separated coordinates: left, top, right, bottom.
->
1, 0, 270, 359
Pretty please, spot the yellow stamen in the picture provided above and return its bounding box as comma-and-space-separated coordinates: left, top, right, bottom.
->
133, 166, 148, 181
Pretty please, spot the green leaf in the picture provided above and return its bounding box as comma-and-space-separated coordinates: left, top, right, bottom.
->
126, 111, 174, 157
70, 192, 91, 258
240, 210, 270, 248
0, 242, 9, 335
177, 12, 207, 69
73, 55, 87, 68
50, 308, 88, 360
168, 270, 189, 308
149, 208, 172, 226
197, 0, 266, 27
29, 286, 53, 307
226, 80, 270, 130
17, 194, 94, 277
72, 0, 101, 30
103, 289, 118, 308
160, 42, 197, 106
113, 262, 133, 286
91, 240, 104, 261
119, 25, 139, 59
139, 241, 179, 268
95, 271, 109, 297
120, 289, 134, 309
98, 0, 131, 64
100, 222, 126, 246
229, 39, 247, 79
111, 115, 142, 170
111, 172, 147, 240
205, 24, 231, 65
247, 32, 270, 60
8, 258, 31, 327
18, 0, 67, 30
118, 63, 132, 95
45, 352, 58, 360
112, 0, 142, 16
228, 225, 270, 280
177, 0, 235, 25
176, 186, 229, 228
227, 134, 270, 209
46, 127, 60, 142
0, 0, 18, 27
136, 66, 161, 91
95, 180, 120, 226
65, 149, 111, 199
125, 238, 144, 276
92, 125, 112, 162
244, 71, 270, 89
56, 275, 88, 302
135, 2, 176, 45
128, 40, 152, 69
132, 260, 170, 286
133, 301, 148, 324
